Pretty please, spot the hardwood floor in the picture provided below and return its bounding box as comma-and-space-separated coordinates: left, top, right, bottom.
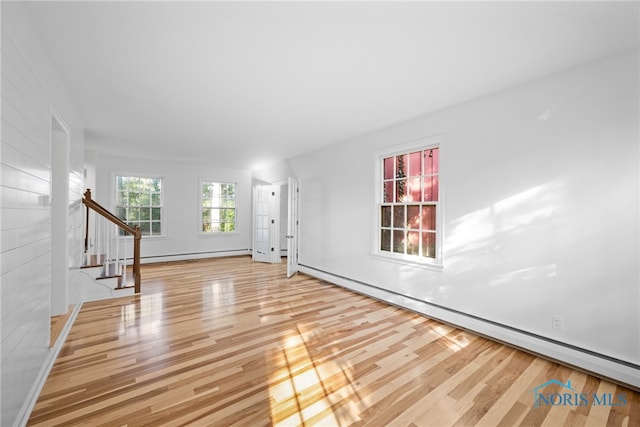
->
50, 305, 74, 347
29, 257, 638, 426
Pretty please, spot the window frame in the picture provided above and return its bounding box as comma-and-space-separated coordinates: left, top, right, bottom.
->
199, 178, 238, 236
113, 173, 165, 238
372, 136, 444, 270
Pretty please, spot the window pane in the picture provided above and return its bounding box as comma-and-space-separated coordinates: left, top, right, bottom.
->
384, 181, 394, 203
381, 229, 391, 251
384, 157, 394, 180
140, 208, 150, 221
393, 230, 404, 253
395, 154, 407, 178
152, 208, 161, 220
423, 175, 439, 201
409, 151, 422, 177
202, 183, 211, 200
393, 206, 404, 228
202, 208, 211, 222
422, 232, 436, 258
151, 193, 161, 206
425, 148, 439, 175
407, 177, 421, 202
381, 206, 391, 228
139, 193, 150, 206
395, 179, 406, 202
151, 221, 161, 235
127, 192, 140, 206
422, 205, 436, 230
140, 222, 150, 234
407, 205, 420, 229
128, 208, 140, 220
407, 231, 419, 255
116, 191, 126, 206
221, 209, 235, 223
116, 207, 126, 219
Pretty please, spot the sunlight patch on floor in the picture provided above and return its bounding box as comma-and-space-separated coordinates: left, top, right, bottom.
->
269, 328, 359, 426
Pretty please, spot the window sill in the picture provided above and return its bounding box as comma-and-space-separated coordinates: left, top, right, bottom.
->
370, 252, 444, 272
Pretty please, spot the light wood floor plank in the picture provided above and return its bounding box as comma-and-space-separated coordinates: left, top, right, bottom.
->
28, 256, 639, 426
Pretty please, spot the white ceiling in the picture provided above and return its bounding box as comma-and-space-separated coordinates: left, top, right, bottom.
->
25, 1, 639, 170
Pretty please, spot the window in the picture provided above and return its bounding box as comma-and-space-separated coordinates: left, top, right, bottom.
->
115, 175, 163, 236
201, 181, 236, 233
378, 142, 441, 265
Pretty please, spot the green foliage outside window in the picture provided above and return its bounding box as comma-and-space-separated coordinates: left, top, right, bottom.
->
202, 182, 236, 233
116, 176, 163, 236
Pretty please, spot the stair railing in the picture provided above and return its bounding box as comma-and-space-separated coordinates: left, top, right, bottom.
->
83, 189, 141, 293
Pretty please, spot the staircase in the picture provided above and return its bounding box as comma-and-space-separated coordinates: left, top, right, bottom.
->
81, 189, 141, 301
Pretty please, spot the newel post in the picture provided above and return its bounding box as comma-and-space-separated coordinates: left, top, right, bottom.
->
133, 227, 142, 294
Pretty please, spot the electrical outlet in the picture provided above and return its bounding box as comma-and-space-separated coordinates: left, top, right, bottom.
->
552, 315, 564, 331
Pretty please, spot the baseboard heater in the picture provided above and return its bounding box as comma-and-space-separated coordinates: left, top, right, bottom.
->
140, 249, 250, 264
298, 264, 640, 391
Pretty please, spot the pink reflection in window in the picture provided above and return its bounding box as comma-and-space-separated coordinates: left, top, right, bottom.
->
421, 205, 436, 230
384, 181, 394, 203
395, 154, 408, 178
407, 177, 421, 202
407, 205, 420, 229
423, 175, 439, 201
396, 180, 407, 202
425, 148, 439, 175
409, 151, 422, 177
393, 206, 404, 228
384, 157, 394, 180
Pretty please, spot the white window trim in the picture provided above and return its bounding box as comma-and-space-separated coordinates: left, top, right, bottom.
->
372, 135, 444, 271
112, 171, 166, 239
198, 178, 239, 236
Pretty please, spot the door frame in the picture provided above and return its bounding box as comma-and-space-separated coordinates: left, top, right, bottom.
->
286, 177, 299, 277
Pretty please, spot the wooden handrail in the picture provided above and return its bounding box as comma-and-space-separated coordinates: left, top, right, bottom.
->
83, 189, 142, 293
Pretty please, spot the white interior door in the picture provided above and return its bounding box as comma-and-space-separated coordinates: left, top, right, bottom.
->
253, 185, 281, 263
287, 177, 299, 277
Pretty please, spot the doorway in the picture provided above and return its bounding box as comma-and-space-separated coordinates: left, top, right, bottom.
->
252, 185, 281, 263
50, 113, 70, 317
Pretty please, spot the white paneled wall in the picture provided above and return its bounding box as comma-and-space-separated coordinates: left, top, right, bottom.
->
1, 3, 84, 426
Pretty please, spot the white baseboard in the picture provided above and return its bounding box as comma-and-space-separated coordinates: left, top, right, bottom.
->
299, 265, 640, 390
140, 249, 250, 264
15, 303, 83, 427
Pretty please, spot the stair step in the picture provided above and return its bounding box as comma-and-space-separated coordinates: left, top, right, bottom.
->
86, 254, 105, 265
94, 275, 124, 290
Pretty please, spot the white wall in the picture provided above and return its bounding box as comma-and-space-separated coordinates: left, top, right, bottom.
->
281, 51, 640, 385
92, 152, 252, 261
1, 3, 85, 426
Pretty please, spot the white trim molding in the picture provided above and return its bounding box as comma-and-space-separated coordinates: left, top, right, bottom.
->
299, 264, 640, 390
